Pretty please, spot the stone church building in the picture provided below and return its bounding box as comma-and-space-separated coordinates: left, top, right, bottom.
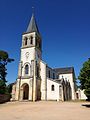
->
12, 14, 76, 101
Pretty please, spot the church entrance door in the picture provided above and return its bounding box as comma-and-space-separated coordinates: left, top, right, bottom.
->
23, 83, 29, 100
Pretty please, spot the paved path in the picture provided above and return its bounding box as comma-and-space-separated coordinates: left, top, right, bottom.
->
0, 101, 90, 120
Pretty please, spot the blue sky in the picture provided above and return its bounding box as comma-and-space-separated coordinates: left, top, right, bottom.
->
0, 0, 90, 84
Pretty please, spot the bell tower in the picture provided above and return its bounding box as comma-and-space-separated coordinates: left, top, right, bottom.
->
22, 13, 42, 60
16, 13, 42, 101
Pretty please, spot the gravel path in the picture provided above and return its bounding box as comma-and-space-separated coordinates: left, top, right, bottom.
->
0, 101, 90, 120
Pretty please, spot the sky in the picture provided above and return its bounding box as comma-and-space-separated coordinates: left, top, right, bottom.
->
0, 0, 90, 84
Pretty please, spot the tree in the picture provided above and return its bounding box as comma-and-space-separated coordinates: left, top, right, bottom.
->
78, 58, 90, 101
0, 50, 14, 94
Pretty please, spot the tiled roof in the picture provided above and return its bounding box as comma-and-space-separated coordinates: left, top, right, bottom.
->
53, 67, 74, 74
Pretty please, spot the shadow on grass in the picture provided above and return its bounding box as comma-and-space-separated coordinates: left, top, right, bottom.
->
82, 104, 90, 108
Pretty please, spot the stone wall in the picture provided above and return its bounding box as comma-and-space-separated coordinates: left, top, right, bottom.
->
0, 94, 10, 104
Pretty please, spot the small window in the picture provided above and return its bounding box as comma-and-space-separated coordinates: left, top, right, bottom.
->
25, 65, 29, 75
51, 85, 55, 91
30, 36, 33, 44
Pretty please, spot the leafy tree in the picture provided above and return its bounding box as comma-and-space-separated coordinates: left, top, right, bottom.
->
78, 58, 90, 101
7, 83, 13, 94
0, 50, 14, 94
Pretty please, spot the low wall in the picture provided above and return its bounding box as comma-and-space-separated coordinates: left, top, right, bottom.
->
0, 94, 10, 104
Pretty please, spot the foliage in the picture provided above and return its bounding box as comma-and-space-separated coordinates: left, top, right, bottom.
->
0, 50, 14, 94
7, 83, 13, 94
78, 58, 90, 100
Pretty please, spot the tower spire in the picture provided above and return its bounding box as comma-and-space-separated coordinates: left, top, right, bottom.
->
26, 10, 40, 34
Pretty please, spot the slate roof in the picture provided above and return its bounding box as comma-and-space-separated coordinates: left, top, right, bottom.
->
26, 14, 39, 33
53, 67, 74, 74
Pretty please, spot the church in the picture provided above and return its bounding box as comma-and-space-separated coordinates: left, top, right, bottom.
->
12, 14, 76, 101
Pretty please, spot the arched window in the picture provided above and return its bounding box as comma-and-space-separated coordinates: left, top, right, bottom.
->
24, 37, 28, 46
30, 36, 33, 44
25, 40, 27, 45
51, 85, 55, 91
25, 65, 29, 75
